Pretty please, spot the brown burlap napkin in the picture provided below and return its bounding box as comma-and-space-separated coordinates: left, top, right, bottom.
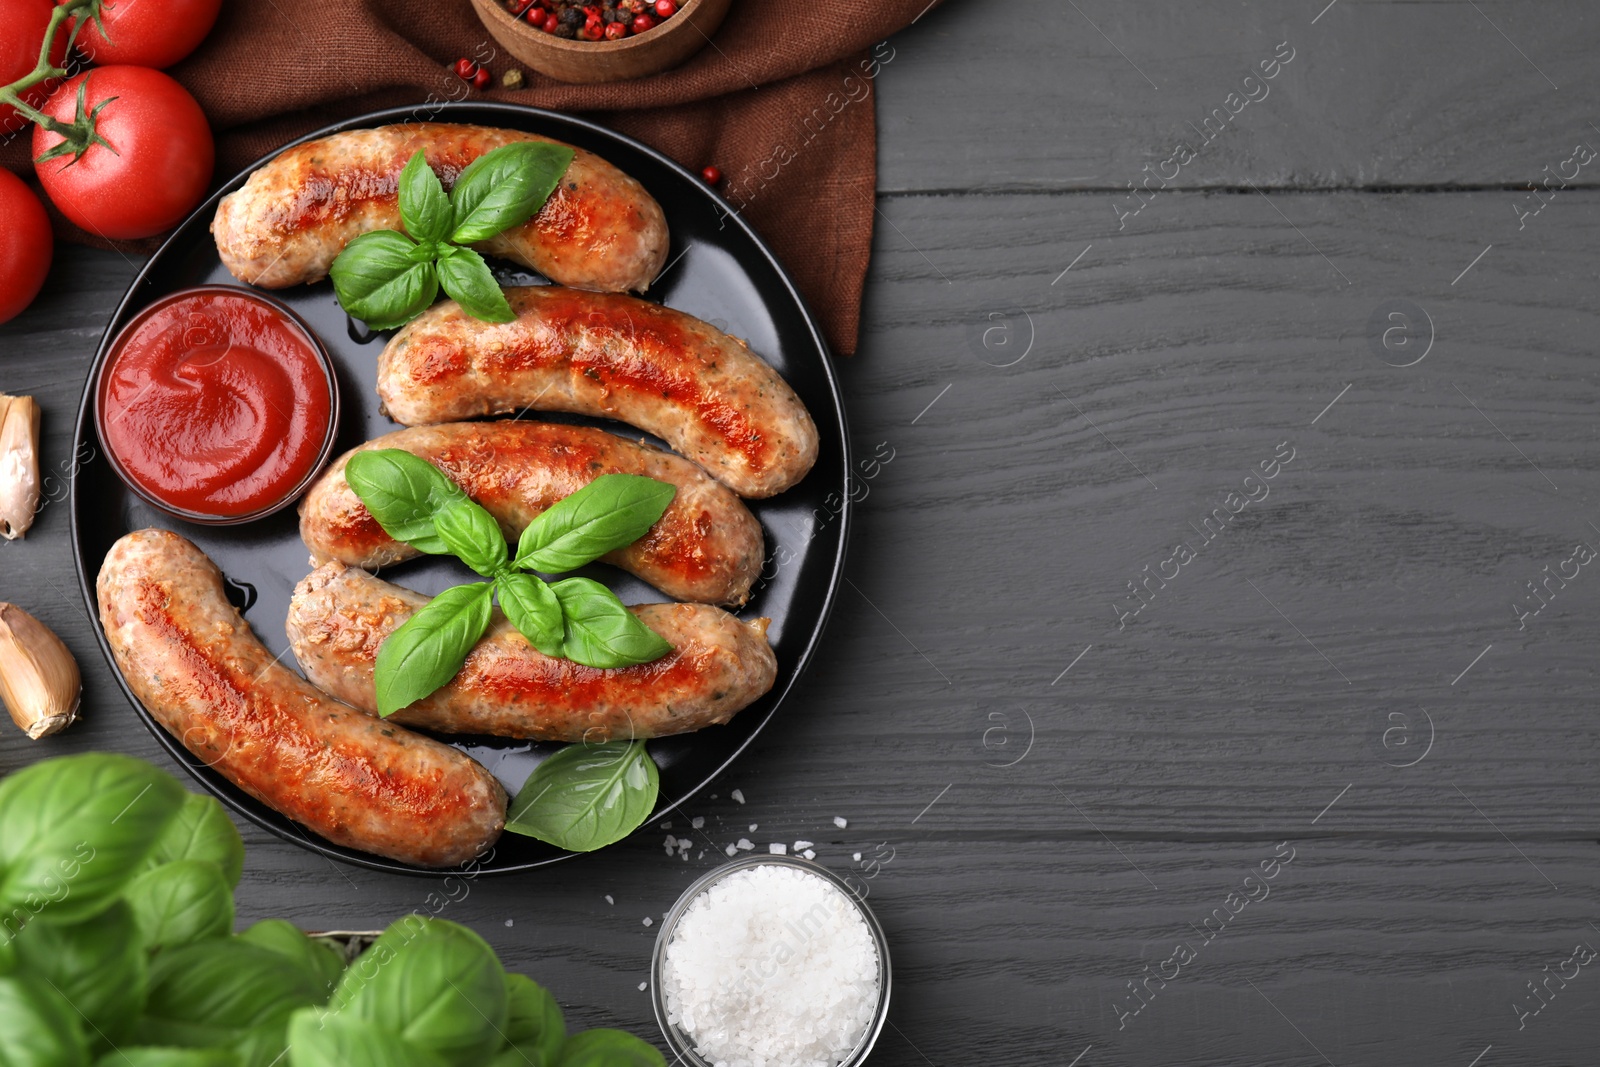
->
2, 0, 938, 355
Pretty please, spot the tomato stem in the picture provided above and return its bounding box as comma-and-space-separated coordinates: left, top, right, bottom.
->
1, 0, 104, 150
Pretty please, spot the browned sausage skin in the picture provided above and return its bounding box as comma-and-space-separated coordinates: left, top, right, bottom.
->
287, 562, 777, 743
96, 529, 505, 868
376, 287, 820, 499
298, 421, 764, 607
211, 124, 668, 294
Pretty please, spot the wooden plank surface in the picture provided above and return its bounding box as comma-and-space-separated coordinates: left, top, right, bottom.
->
5, 5, 1600, 1065
880, 0, 1600, 192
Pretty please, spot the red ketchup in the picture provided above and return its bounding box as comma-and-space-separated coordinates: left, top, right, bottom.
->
98, 287, 336, 521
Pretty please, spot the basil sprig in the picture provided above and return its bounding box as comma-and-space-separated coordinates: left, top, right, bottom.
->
343, 450, 676, 716
504, 741, 659, 852
329, 142, 575, 331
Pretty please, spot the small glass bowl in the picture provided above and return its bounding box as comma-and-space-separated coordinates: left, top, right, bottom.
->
650, 855, 892, 1067
92, 285, 341, 526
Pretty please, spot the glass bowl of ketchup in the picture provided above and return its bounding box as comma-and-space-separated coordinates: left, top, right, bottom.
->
94, 286, 341, 525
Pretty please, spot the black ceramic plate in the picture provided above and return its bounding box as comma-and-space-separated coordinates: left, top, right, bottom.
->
70, 104, 850, 875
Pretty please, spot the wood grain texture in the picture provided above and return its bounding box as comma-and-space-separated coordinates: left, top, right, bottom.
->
879, 0, 1600, 193
4, 8, 1600, 1063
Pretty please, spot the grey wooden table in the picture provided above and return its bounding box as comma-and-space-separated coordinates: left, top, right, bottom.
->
4, 2, 1599, 1064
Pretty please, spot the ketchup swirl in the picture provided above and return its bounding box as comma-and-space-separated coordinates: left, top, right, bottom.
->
99, 289, 334, 519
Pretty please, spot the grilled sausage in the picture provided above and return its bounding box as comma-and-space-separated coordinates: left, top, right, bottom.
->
212, 124, 668, 294
96, 529, 505, 868
376, 287, 819, 498
298, 421, 764, 607
287, 562, 777, 742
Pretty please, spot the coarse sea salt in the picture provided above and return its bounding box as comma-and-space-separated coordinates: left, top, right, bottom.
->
661, 865, 880, 1067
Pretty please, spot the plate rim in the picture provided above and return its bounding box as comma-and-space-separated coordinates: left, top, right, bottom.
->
70, 101, 853, 876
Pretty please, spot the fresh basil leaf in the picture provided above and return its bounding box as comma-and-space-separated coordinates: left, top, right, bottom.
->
549, 579, 672, 669
329, 230, 438, 331
0, 975, 89, 1066
142, 792, 245, 888
136, 939, 321, 1047
496, 573, 564, 658
125, 860, 235, 954
398, 150, 452, 247
374, 583, 493, 716
503, 740, 658, 852
14, 900, 147, 1047
95, 1048, 242, 1067
554, 1030, 666, 1067
234, 1021, 299, 1067
238, 921, 346, 1002
449, 142, 575, 245
330, 918, 507, 1067
436, 246, 514, 323
487, 1044, 549, 1067
0, 752, 185, 924
514, 475, 675, 573
502, 974, 564, 1059
286, 1010, 451, 1067
433, 496, 508, 577
345, 450, 468, 556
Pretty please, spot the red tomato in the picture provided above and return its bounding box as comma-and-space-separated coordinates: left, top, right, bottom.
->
0, 168, 52, 325
32, 67, 213, 241
0, 0, 66, 134
66, 0, 221, 69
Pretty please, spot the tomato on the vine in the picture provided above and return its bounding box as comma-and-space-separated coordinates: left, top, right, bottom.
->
0, 168, 52, 325
65, 0, 222, 69
0, 0, 66, 134
32, 67, 213, 240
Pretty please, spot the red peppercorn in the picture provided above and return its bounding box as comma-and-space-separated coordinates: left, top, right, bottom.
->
509, 0, 531, 13
701, 165, 722, 185
544, 11, 560, 30
471, 67, 491, 90
604, 20, 628, 39
631, 12, 655, 32
453, 58, 477, 80
654, 0, 675, 16
525, 5, 544, 22
579, 23, 603, 39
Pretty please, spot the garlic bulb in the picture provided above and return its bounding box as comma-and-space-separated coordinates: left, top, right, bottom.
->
0, 603, 81, 739
0, 395, 40, 540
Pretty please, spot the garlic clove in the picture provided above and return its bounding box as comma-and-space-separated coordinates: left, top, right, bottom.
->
0, 395, 40, 540
0, 603, 81, 739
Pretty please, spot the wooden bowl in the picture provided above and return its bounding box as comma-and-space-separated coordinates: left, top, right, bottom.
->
471, 0, 733, 84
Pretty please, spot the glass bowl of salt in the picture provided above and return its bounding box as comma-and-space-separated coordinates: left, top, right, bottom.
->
650, 855, 892, 1067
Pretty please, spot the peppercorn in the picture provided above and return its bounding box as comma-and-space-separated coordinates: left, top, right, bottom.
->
502, 68, 525, 89
502, 0, 679, 38
471, 67, 491, 90
453, 58, 477, 80
701, 165, 721, 185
